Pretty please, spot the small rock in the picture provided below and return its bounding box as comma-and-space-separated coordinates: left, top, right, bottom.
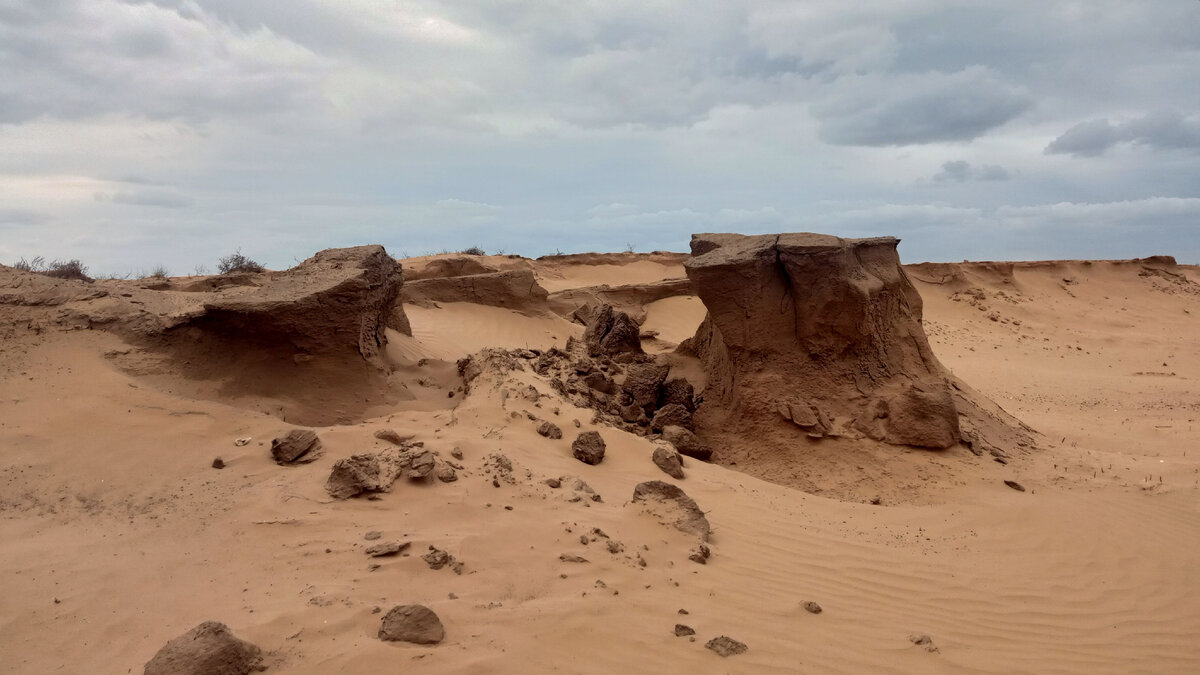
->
378, 605, 445, 645
674, 624, 695, 637
544, 477, 562, 489
688, 543, 711, 564
366, 541, 411, 557
632, 480, 711, 541
271, 429, 321, 464
233, 437, 251, 447
909, 634, 938, 652
1004, 480, 1025, 492
407, 450, 436, 479
802, 601, 822, 614
364, 531, 382, 540
451, 447, 464, 460
374, 429, 410, 445
211, 457, 225, 469
559, 553, 589, 563
572, 431, 606, 465
651, 446, 684, 479
144, 621, 263, 675
705, 635, 748, 657
423, 546, 456, 571
536, 421, 563, 439
661, 426, 712, 462
606, 540, 624, 554
650, 403, 691, 432
678, 609, 689, 615
367, 563, 381, 572
436, 465, 458, 483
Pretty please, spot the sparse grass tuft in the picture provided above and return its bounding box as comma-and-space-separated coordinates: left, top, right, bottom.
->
12, 256, 93, 282
460, 246, 486, 256
148, 265, 169, 279
216, 250, 265, 274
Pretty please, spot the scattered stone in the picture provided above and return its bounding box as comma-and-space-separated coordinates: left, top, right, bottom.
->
211, 457, 225, 469
651, 446, 684, 479
378, 605, 445, 645
144, 621, 263, 675
408, 450, 436, 479
364, 531, 382, 540
661, 426, 713, 462
802, 601, 822, 614
326, 453, 390, 499
559, 553, 589, 563
705, 635, 748, 657
632, 480, 711, 541
605, 540, 624, 555
366, 541, 411, 557
909, 634, 938, 653
583, 304, 644, 356
688, 543, 711, 564
271, 429, 321, 464
650, 403, 691, 432
436, 465, 458, 482
1004, 480, 1026, 492
537, 421, 563, 439
367, 563, 381, 572
374, 428, 410, 445
678, 609, 689, 615
659, 378, 695, 411
422, 546, 462, 573
544, 477, 562, 489
674, 624, 695, 637
622, 363, 670, 413
451, 447, 464, 460
572, 431, 606, 465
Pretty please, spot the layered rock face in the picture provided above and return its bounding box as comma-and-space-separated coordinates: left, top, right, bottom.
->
185, 245, 404, 361
684, 233, 959, 449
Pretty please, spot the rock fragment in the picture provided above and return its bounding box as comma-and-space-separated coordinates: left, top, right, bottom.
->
688, 543, 711, 564
650, 403, 691, 432
537, 421, 563, 439
378, 605, 445, 645
572, 431, 606, 465
271, 429, 321, 464
559, 553, 589, 563
705, 635, 748, 657
651, 446, 685, 479
674, 624, 695, 637
1004, 480, 1026, 492
366, 541, 411, 557
661, 426, 712, 462
909, 634, 938, 653
144, 621, 263, 675
802, 601, 822, 614
632, 480, 711, 541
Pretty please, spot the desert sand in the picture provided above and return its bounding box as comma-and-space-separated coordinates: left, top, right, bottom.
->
1, 237, 1198, 674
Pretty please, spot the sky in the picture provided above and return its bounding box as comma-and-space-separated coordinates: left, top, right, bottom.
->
1, 0, 1198, 275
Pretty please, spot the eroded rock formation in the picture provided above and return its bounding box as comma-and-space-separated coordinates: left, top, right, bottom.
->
683, 233, 960, 449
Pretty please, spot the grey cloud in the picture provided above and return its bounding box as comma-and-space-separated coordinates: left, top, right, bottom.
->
1046, 112, 1200, 157
932, 160, 1011, 183
0, 207, 53, 225
815, 67, 1033, 146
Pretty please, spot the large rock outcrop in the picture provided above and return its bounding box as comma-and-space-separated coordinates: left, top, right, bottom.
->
402, 269, 549, 314
683, 233, 959, 449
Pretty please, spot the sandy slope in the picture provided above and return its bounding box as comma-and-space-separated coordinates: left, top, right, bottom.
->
1, 254, 1198, 674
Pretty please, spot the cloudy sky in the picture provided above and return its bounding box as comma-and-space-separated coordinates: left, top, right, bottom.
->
1, 0, 1198, 274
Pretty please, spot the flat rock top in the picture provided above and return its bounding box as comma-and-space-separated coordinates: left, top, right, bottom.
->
685, 232, 899, 270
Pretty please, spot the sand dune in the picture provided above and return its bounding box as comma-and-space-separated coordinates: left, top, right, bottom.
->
1, 245, 1197, 673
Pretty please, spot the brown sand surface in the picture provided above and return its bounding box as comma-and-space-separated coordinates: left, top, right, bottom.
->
1, 250, 1198, 673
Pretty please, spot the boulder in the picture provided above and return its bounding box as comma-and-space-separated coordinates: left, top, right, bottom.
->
651, 446, 685, 479
270, 429, 321, 464
631, 480, 711, 541
662, 426, 712, 461
650, 403, 691, 432
326, 454, 392, 499
572, 431, 606, 465
683, 233, 959, 449
582, 304, 643, 356
378, 605, 445, 644
659, 378, 695, 411
622, 363, 670, 414
144, 621, 263, 675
